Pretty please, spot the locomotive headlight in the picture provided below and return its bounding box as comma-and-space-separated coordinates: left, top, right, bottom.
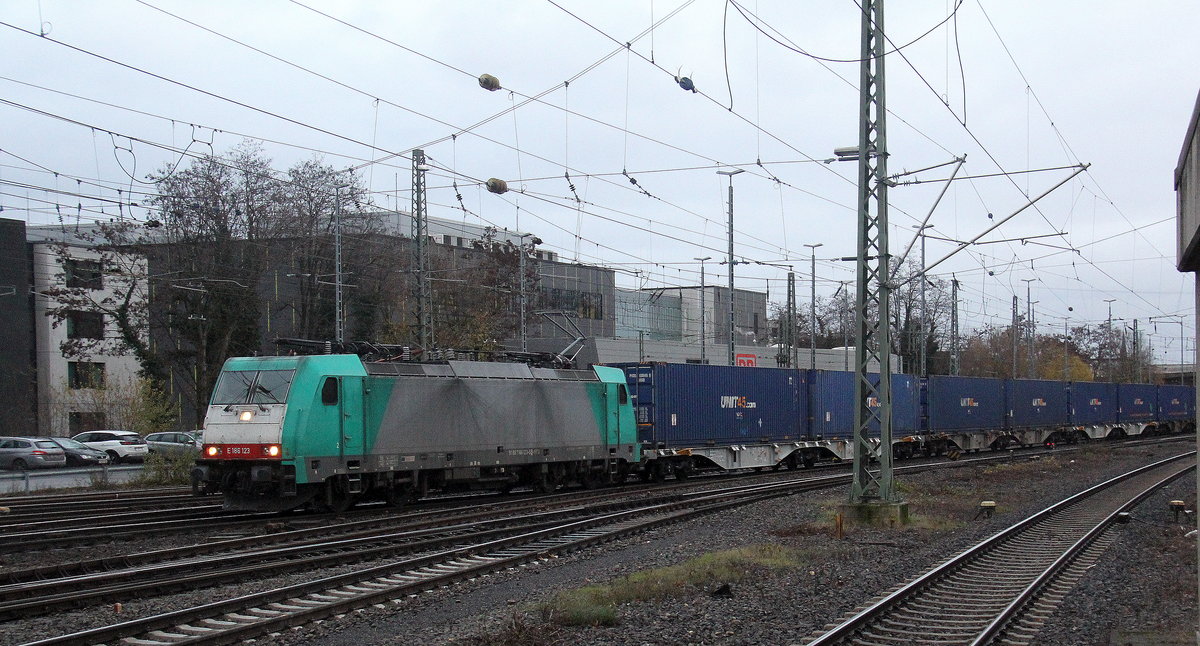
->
205, 445, 219, 457
265, 444, 281, 457
238, 410, 254, 421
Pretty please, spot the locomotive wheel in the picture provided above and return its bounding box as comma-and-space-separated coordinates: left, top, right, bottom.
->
324, 477, 360, 513
534, 467, 563, 494
580, 471, 602, 489
328, 492, 359, 513
386, 486, 414, 508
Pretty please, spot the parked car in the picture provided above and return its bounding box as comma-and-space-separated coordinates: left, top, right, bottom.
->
45, 437, 111, 467
71, 430, 148, 464
144, 431, 203, 457
0, 437, 68, 470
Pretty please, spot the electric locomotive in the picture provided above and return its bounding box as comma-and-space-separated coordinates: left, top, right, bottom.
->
193, 353, 638, 511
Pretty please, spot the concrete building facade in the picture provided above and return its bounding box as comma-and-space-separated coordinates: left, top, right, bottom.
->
26, 225, 147, 436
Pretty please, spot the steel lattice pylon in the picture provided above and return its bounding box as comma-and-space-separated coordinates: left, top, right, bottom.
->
411, 149, 431, 349
850, 0, 897, 504
780, 272, 795, 367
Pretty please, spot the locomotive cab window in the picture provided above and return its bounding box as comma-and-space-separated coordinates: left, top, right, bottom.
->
321, 377, 339, 405
618, 384, 628, 405
211, 369, 296, 405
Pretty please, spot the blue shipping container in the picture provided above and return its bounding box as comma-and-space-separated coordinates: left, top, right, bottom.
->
926, 376, 1006, 432
808, 370, 921, 440
1158, 385, 1195, 421
1068, 382, 1117, 425
1006, 379, 1069, 428
1118, 384, 1157, 422
611, 363, 807, 447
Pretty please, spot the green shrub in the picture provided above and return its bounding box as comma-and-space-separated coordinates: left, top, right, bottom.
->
135, 451, 195, 486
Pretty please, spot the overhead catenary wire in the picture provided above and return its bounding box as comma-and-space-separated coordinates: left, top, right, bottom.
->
7, 3, 951, 280
128, 0, 837, 261
4, 4, 1187, 337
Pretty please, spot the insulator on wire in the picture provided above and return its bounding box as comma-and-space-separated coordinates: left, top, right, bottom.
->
486, 178, 509, 194
478, 74, 501, 91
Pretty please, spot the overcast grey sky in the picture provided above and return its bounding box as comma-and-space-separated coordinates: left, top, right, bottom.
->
2, 1, 1197, 360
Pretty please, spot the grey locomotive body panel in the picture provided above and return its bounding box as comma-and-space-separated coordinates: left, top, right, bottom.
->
367, 375, 610, 465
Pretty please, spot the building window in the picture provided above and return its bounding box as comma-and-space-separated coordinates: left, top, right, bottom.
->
68, 411, 107, 435
64, 259, 104, 289
67, 310, 105, 340
67, 361, 105, 389
539, 287, 604, 320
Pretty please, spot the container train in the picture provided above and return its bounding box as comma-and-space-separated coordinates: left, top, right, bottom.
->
192, 354, 1195, 512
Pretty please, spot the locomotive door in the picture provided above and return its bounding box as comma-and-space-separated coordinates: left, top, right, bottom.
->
605, 383, 628, 448
338, 377, 366, 465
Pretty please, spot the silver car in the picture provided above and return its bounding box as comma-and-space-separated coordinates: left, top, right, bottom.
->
0, 437, 68, 470
144, 431, 203, 457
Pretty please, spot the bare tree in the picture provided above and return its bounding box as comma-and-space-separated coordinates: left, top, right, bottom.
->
44, 141, 362, 426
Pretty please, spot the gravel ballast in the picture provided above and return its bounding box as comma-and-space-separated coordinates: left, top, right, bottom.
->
267, 443, 1197, 646
3, 442, 1194, 645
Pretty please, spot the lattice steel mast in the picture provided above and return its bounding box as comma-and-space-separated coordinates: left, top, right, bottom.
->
850, 0, 896, 504
411, 149, 431, 349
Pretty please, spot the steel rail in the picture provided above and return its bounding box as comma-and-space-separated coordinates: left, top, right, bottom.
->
21, 477, 833, 646
971, 460, 1195, 645
803, 452, 1195, 645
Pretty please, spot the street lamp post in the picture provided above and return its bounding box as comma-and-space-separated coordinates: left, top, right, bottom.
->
717, 168, 745, 366
694, 256, 712, 363
804, 243, 823, 370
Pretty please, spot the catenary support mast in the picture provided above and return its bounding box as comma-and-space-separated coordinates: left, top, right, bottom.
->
412, 149, 431, 350
849, 0, 896, 504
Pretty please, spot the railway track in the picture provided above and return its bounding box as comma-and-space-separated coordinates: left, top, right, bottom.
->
0, 490, 218, 529
22, 472, 846, 646
0, 487, 193, 508
0, 445, 1064, 586
801, 452, 1195, 646
9, 445, 1134, 645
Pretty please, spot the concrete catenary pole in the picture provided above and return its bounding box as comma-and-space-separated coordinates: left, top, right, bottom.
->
717, 168, 744, 365
805, 243, 823, 370
695, 257, 712, 363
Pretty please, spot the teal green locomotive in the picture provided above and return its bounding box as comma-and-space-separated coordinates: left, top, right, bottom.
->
193, 355, 639, 511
